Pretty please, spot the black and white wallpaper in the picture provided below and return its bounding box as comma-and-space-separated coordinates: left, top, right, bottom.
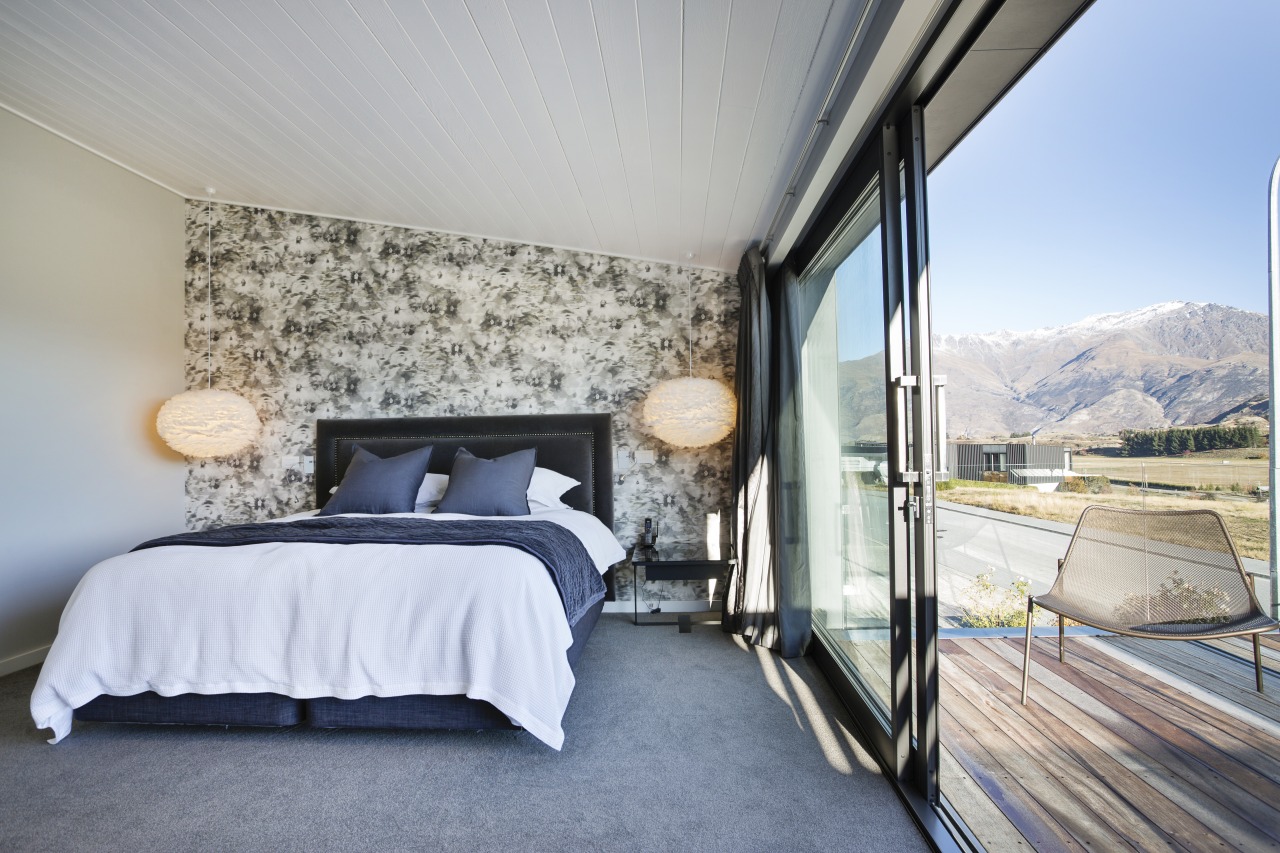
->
184, 201, 738, 602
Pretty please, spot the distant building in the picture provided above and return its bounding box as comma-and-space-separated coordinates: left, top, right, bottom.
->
948, 442, 1073, 489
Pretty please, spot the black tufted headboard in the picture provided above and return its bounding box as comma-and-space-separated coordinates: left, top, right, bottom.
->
314, 413, 616, 600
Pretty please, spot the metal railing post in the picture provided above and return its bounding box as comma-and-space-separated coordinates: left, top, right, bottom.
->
1269, 155, 1280, 620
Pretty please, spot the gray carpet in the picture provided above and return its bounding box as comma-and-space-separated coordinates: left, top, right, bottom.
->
0, 615, 928, 852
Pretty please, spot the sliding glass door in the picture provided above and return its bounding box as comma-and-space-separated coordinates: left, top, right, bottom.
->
803, 178, 896, 720
797, 121, 945, 819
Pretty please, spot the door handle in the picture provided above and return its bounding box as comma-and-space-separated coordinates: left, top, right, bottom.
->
895, 375, 918, 484
934, 375, 948, 480
896, 375, 949, 484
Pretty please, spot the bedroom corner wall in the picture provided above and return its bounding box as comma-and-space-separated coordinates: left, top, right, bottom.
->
0, 108, 187, 674
184, 202, 738, 603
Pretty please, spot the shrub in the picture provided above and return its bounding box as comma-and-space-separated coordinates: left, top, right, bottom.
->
1058, 476, 1111, 495
1087, 475, 1113, 494
1115, 569, 1231, 625
958, 571, 1054, 629
1059, 477, 1088, 494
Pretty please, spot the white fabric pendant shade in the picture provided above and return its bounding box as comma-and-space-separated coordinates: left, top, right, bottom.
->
157, 388, 260, 458
642, 376, 736, 448
157, 193, 259, 458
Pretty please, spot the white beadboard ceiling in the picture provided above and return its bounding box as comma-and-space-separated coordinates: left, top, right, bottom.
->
0, 0, 869, 271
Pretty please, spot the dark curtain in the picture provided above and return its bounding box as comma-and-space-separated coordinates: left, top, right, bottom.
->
724, 247, 776, 646
724, 248, 812, 658
771, 263, 816, 658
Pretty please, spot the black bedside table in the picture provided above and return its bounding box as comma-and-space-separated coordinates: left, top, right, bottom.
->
632, 549, 735, 632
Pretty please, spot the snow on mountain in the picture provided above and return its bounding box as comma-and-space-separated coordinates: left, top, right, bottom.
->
934, 301, 1199, 351
925, 302, 1267, 438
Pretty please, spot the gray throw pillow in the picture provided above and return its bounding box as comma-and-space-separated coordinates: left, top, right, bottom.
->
319, 444, 434, 516
435, 447, 537, 516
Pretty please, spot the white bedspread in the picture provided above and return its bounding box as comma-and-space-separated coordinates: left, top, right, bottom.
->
31, 510, 624, 750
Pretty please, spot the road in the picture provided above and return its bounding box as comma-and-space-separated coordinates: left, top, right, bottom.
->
935, 501, 1273, 627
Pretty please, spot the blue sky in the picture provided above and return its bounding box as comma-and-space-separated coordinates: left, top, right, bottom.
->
928, 0, 1280, 336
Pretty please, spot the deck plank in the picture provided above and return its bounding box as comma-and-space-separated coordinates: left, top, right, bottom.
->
940, 647, 1104, 850
1068, 639, 1280, 765
1207, 634, 1280, 665
940, 703, 1083, 851
974, 638, 1276, 852
1010, 638, 1280, 841
941, 644, 1191, 851
940, 637, 1280, 853
957, 639, 1251, 852
1099, 636, 1280, 722
939, 739, 1037, 852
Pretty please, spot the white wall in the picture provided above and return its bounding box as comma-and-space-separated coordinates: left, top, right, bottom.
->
0, 108, 187, 674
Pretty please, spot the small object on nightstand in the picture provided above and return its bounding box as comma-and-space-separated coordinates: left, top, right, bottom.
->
635, 517, 660, 562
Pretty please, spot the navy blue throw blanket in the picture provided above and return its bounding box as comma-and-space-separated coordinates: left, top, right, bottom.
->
133, 517, 606, 626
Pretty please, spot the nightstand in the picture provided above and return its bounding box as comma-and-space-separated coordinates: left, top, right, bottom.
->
632, 548, 734, 632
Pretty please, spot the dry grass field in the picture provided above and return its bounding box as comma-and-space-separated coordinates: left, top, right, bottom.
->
1071, 454, 1269, 492
940, 485, 1272, 561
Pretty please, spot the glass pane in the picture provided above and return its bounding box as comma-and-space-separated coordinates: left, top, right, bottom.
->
804, 181, 893, 718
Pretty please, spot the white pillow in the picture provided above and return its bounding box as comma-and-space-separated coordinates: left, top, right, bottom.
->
414, 472, 450, 510
527, 466, 580, 510
415, 467, 580, 512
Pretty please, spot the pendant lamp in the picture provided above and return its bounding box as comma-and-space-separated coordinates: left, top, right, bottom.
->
157, 192, 260, 458
642, 276, 736, 448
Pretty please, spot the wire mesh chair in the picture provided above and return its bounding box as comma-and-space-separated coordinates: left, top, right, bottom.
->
1021, 506, 1278, 704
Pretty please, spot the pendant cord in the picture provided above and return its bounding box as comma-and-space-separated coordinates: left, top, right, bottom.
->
687, 277, 693, 378
206, 199, 213, 389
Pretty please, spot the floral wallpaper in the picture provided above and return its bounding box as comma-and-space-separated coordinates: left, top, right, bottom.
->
184, 201, 738, 602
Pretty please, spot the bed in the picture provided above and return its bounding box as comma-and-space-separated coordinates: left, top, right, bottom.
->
31, 414, 620, 750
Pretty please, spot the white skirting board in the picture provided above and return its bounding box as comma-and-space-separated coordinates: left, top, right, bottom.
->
1, 645, 49, 678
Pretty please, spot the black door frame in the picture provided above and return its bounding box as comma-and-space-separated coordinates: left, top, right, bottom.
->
796, 114, 961, 850
796, 124, 914, 780
777, 3, 1096, 848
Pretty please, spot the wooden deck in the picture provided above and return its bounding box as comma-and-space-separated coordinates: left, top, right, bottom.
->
940, 633, 1280, 852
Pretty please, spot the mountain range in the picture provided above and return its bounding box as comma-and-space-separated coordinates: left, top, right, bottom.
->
930, 301, 1268, 439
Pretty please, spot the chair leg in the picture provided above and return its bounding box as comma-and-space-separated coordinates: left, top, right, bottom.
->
1059, 614, 1065, 663
1255, 634, 1265, 693
1021, 599, 1035, 705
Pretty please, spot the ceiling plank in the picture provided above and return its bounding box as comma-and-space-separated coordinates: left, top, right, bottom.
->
716, 0, 857, 269
501, 0, 625, 253
695, 0, 782, 266
0, 0, 884, 270
678, 0, 732, 265
3, 0, 373, 213
544, 0, 641, 258
460, 0, 600, 249
590, 0, 661, 260
223, 0, 464, 227
635, 0, 686, 265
